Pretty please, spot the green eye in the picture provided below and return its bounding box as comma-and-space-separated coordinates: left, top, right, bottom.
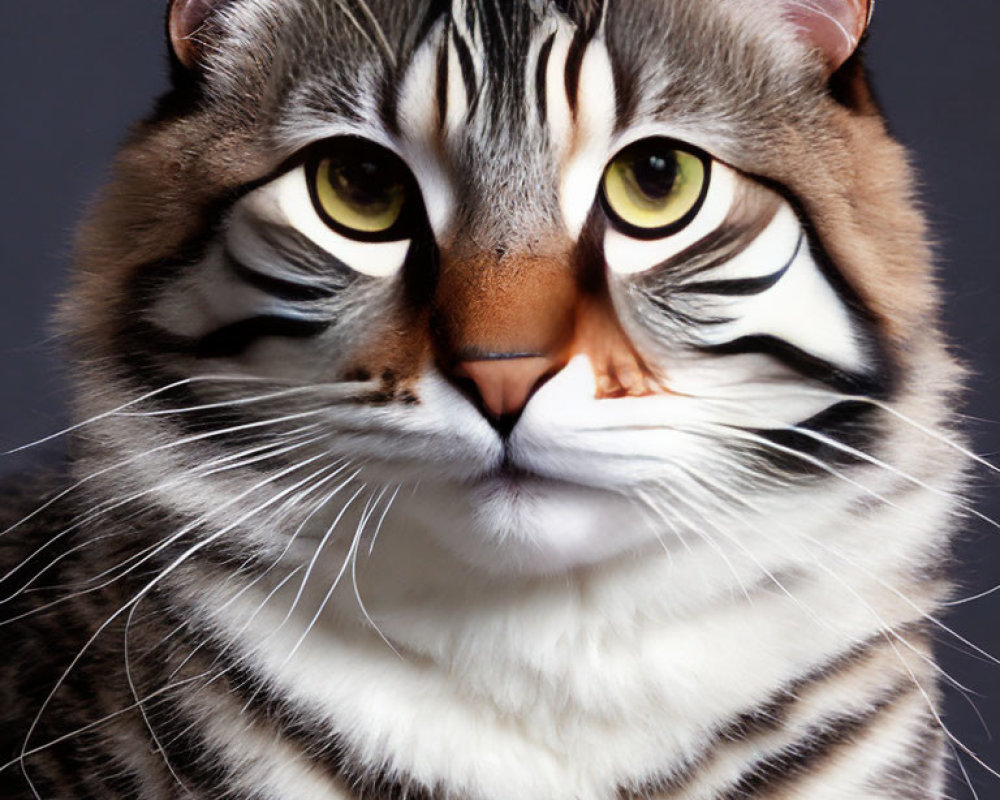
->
601, 139, 710, 237
310, 140, 411, 239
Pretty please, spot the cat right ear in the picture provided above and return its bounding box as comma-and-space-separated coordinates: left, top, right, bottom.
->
169, 0, 229, 69
782, 0, 875, 74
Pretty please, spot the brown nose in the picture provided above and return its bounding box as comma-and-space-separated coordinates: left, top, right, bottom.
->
458, 356, 557, 419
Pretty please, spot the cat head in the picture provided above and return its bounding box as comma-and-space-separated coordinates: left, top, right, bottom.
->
64, 0, 953, 577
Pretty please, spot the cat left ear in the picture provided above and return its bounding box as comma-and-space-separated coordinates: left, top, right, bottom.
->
169, 0, 229, 69
783, 0, 874, 74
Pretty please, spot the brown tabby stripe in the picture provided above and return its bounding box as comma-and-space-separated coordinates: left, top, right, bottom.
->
157, 621, 437, 799
621, 628, 921, 799
718, 682, 915, 800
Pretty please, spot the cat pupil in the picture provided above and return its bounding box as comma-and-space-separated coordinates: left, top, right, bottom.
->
335, 161, 395, 209
633, 153, 679, 199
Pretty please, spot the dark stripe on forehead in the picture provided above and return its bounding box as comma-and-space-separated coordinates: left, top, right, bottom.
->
414, 0, 452, 48
455, 0, 477, 33
450, 25, 480, 114
554, 0, 607, 34
563, 26, 590, 117
535, 32, 557, 125
435, 28, 450, 131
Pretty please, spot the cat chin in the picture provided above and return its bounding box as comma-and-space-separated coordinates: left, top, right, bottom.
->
407, 476, 659, 576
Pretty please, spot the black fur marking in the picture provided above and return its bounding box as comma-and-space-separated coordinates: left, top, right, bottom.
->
563, 26, 589, 116
717, 682, 914, 799
224, 250, 336, 302
450, 26, 480, 114
753, 400, 882, 471
700, 336, 886, 397
535, 32, 557, 124
677, 235, 802, 297
344, 367, 373, 383
435, 27, 450, 130
622, 632, 912, 799
196, 317, 330, 360
752, 180, 900, 398
161, 616, 437, 800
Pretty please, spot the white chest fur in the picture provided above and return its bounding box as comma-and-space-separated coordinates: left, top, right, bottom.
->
189, 479, 948, 800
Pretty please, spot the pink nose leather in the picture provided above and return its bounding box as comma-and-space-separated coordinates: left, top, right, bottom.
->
459, 357, 554, 418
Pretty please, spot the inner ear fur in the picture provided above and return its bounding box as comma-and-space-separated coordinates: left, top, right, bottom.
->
784, 0, 874, 75
169, 0, 230, 69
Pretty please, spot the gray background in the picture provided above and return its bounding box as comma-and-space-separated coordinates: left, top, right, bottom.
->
1, 2, 998, 795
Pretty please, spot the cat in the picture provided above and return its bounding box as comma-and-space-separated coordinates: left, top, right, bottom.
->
0, 0, 974, 798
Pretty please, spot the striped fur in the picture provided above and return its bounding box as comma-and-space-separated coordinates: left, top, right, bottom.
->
0, 1, 970, 798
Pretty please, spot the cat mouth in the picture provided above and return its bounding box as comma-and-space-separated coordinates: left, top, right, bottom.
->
477, 451, 577, 492
487, 463, 545, 484
485, 447, 536, 479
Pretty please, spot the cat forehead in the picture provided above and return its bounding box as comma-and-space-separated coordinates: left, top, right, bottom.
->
211, 0, 809, 154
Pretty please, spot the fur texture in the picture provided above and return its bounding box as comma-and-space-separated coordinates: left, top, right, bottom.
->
0, 1, 969, 798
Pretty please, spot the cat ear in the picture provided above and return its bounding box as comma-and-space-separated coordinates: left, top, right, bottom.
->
168, 0, 230, 69
783, 0, 874, 74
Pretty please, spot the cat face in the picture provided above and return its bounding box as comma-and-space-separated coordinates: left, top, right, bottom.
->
66, 0, 947, 576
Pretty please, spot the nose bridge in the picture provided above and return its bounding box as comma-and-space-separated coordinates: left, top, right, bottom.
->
433, 244, 579, 361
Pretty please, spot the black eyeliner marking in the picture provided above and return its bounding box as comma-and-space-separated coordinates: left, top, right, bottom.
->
637, 224, 765, 289
196, 317, 330, 360
677, 234, 803, 297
